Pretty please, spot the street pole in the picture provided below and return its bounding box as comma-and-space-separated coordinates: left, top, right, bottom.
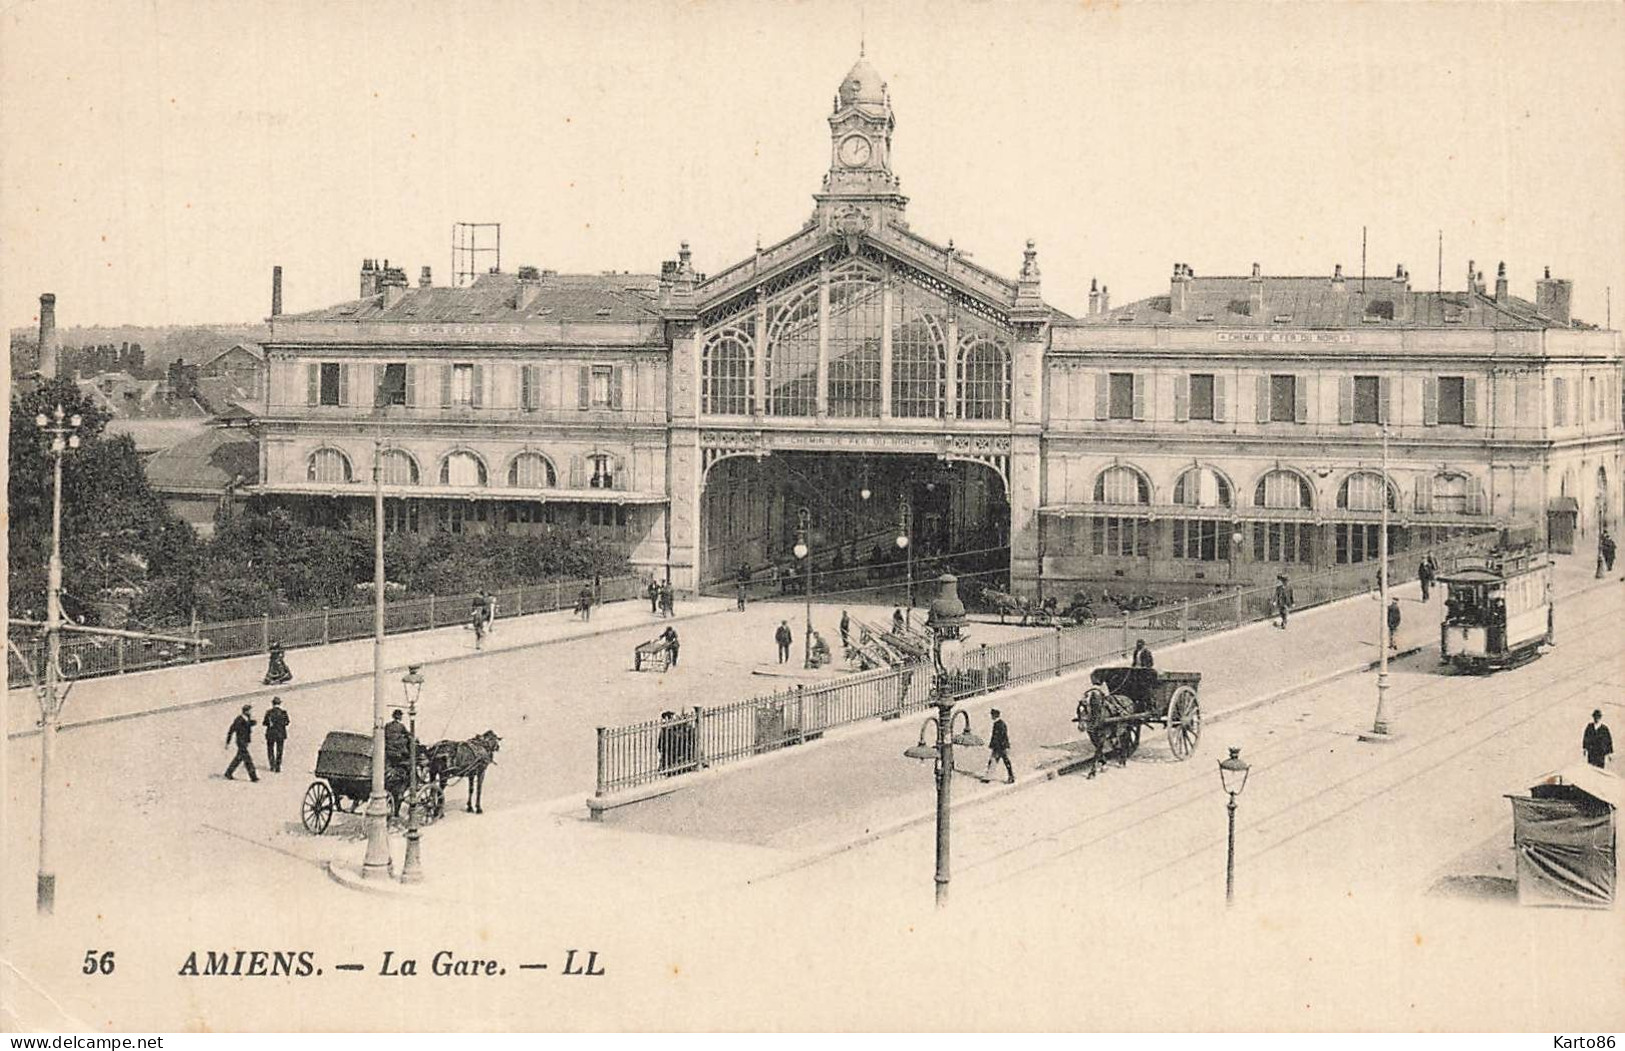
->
1369, 423, 1394, 739
35, 406, 78, 914
797, 506, 813, 669
362, 438, 393, 879
1225, 793, 1237, 906
933, 694, 953, 909
400, 667, 424, 884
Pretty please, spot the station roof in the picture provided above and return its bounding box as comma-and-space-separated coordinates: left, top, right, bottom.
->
281, 271, 663, 325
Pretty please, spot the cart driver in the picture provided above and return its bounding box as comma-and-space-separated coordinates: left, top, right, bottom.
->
385, 709, 412, 771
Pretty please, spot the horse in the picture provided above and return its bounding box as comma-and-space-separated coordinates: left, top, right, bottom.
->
426, 730, 501, 814
1075, 692, 1133, 779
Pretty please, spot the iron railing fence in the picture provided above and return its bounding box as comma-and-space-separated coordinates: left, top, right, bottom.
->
594, 530, 1510, 796
9, 575, 646, 689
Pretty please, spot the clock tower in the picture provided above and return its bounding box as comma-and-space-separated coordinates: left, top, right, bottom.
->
813, 51, 909, 238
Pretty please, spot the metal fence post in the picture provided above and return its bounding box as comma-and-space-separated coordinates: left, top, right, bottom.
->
794, 684, 806, 745
1120, 610, 1130, 654
1181, 598, 1190, 642
261, 613, 270, 653
979, 644, 990, 695
116, 636, 125, 674
191, 612, 201, 663
1234, 590, 1244, 627
321, 607, 331, 645
1053, 628, 1062, 675
693, 705, 706, 770
429, 594, 436, 629
555, 581, 563, 610
594, 726, 607, 800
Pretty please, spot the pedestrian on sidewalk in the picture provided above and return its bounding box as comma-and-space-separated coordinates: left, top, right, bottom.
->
263, 697, 289, 773
1418, 557, 1434, 601
484, 590, 498, 635
892, 608, 905, 635
263, 640, 292, 685
575, 585, 594, 622
775, 620, 793, 664
224, 704, 259, 782
660, 582, 675, 618
1602, 531, 1616, 573
1583, 709, 1613, 769
648, 578, 660, 615
1131, 638, 1154, 669
1387, 597, 1402, 651
470, 604, 486, 650
984, 709, 1014, 784
839, 610, 851, 651
737, 563, 752, 612
1274, 574, 1294, 629
661, 626, 680, 668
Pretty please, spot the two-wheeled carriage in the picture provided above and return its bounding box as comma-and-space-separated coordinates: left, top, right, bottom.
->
1073, 667, 1203, 773
300, 730, 444, 835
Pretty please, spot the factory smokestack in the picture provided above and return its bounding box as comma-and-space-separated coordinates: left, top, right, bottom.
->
271, 266, 283, 317
38, 293, 58, 379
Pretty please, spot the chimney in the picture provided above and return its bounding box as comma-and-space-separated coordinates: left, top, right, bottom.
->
271, 265, 283, 317
1466, 259, 1476, 298
1248, 262, 1264, 317
1393, 264, 1412, 322
1494, 261, 1508, 305
515, 265, 543, 310
1170, 264, 1193, 314
359, 258, 379, 298
1331, 263, 1345, 286
38, 293, 58, 379
419, 266, 432, 289
377, 260, 409, 308
1536, 266, 1573, 325
1099, 284, 1110, 313
1088, 277, 1100, 316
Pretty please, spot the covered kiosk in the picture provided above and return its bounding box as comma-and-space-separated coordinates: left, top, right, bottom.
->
1547, 496, 1579, 554
1504, 763, 1618, 908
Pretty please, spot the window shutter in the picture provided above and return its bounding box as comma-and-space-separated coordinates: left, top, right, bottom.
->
441, 365, 453, 408
1461, 377, 1478, 426
578, 366, 590, 410
471, 364, 485, 408
306, 363, 319, 405
1173, 374, 1189, 422
569, 455, 584, 488
1465, 477, 1486, 516
338, 364, 351, 406
611, 366, 625, 411
405, 364, 418, 407
1294, 374, 1309, 423
1213, 374, 1228, 422
1131, 373, 1147, 421
1414, 473, 1432, 515
1338, 376, 1354, 424
1378, 376, 1392, 425
1255, 375, 1270, 423
1422, 377, 1439, 426
1094, 372, 1109, 420
613, 454, 628, 490
1551, 378, 1563, 426
521, 366, 535, 411
373, 364, 385, 408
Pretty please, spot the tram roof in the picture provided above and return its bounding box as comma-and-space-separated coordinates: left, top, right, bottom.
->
1436, 568, 1507, 585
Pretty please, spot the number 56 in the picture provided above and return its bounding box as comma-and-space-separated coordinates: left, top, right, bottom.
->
82, 950, 115, 975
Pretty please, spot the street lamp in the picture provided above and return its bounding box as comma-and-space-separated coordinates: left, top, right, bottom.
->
897, 496, 913, 621
1217, 746, 1251, 906
904, 692, 984, 908
794, 506, 812, 668
361, 438, 394, 880
1365, 422, 1396, 742
399, 665, 426, 884
32, 405, 80, 914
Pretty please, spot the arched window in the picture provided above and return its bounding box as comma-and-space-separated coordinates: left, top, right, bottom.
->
890, 284, 947, 418
827, 268, 884, 418
1337, 471, 1395, 512
1094, 466, 1150, 504
379, 449, 418, 486
307, 448, 353, 483
764, 290, 819, 417
958, 337, 1010, 421
1254, 470, 1314, 509
702, 329, 753, 415
1173, 467, 1232, 507
508, 452, 556, 489
440, 450, 487, 487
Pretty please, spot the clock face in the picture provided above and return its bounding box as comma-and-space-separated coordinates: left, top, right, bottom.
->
838, 134, 872, 168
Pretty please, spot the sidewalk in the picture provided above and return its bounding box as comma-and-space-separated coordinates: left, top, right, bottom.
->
5, 595, 731, 738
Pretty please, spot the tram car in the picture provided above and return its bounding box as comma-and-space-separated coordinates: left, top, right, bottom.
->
1437, 549, 1554, 672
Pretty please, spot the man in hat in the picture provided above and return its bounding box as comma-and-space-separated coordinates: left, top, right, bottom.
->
1274, 574, 1294, 629
384, 708, 411, 770
1386, 597, 1402, 651
984, 709, 1014, 784
775, 620, 793, 664
1583, 709, 1613, 769
1131, 638, 1154, 669
224, 704, 259, 782
263, 696, 290, 773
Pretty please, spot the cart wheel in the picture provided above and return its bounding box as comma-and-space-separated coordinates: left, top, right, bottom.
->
301, 782, 335, 835
1167, 686, 1201, 760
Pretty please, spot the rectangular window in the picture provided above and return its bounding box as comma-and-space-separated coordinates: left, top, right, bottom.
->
1336, 524, 1405, 564
379, 363, 407, 406
1091, 516, 1150, 557
319, 363, 341, 406
1172, 520, 1229, 561
591, 366, 613, 408
1353, 376, 1380, 424
1108, 373, 1134, 419
1189, 374, 1215, 420
450, 364, 475, 405
1252, 521, 1312, 564
1269, 375, 1296, 423
1437, 376, 1465, 425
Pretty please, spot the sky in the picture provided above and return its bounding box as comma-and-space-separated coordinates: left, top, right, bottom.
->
2, 0, 1623, 330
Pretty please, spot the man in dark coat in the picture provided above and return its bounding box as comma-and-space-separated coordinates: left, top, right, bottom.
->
648, 578, 660, 614
660, 626, 680, 667
736, 563, 752, 612
1387, 597, 1402, 651
984, 708, 1014, 784
1417, 557, 1434, 601
774, 620, 793, 664
1131, 638, 1154, 669
384, 709, 412, 770
1583, 709, 1613, 769
224, 704, 259, 782
839, 610, 851, 651
263, 696, 290, 773
1274, 575, 1294, 629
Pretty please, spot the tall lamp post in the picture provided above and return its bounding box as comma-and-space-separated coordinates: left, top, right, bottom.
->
897, 496, 913, 621
361, 438, 393, 880
1364, 423, 1396, 742
794, 506, 812, 668
1217, 746, 1250, 906
32, 405, 80, 914
400, 665, 426, 884
905, 693, 983, 908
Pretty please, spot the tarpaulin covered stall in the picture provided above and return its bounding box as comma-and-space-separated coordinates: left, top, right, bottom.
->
1505, 764, 1618, 908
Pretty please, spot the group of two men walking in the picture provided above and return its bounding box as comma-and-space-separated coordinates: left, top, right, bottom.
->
224, 697, 290, 782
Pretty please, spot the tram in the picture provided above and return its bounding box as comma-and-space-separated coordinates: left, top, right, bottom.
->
1437, 548, 1554, 672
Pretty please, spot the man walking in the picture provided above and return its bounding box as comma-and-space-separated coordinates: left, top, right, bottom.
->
839, 610, 851, 651
483, 590, 498, 635
470, 603, 486, 650
660, 581, 675, 618
1582, 709, 1613, 769
775, 620, 793, 664
661, 625, 680, 668
1131, 638, 1154, 669
736, 563, 752, 612
648, 578, 660, 614
263, 697, 289, 773
1387, 597, 1402, 651
984, 708, 1014, 784
892, 608, 906, 635
1418, 557, 1434, 601
224, 704, 259, 782
1274, 574, 1294, 629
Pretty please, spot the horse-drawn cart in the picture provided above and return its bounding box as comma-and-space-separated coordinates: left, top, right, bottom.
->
300, 730, 444, 835
1074, 667, 1203, 772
